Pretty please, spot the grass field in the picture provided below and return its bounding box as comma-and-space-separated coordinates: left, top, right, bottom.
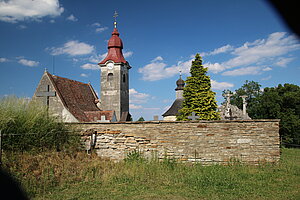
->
3, 148, 300, 200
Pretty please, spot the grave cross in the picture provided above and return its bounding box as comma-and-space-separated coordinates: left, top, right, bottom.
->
224, 91, 233, 105
188, 112, 199, 121
36, 85, 56, 107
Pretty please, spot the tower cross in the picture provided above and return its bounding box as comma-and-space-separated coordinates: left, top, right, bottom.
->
113, 11, 118, 28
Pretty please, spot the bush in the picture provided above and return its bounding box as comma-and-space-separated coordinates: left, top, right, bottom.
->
0, 96, 79, 152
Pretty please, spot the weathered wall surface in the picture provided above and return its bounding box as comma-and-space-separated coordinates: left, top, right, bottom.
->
71, 120, 280, 164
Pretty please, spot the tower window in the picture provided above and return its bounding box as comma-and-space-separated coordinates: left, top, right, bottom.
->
107, 73, 113, 87
123, 74, 126, 83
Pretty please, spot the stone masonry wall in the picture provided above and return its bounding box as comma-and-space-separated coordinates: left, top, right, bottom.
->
71, 120, 280, 164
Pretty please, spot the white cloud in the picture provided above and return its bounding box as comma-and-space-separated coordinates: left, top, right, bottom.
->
223, 32, 300, 69
66, 14, 77, 22
211, 80, 234, 90
123, 51, 133, 58
274, 57, 294, 67
129, 104, 143, 109
222, 66, 262, 76
17, 24, 26, 29
80, 73, 88, 77
205, 62, 226, 74
48, 40, 95, 56
91, 22, 101, 27
80, 63, 99, 70
262, 66, 272, 71
151, 56, 163, 62
139, 32, 300, 80
0, 57, 9, 62
138, 62, 168, 81
129, 88, 150, 104
95, 27, 108, 33
0, 0, 64, 23
203, 44, 233, 56
91, 22, 108, 33
18, 58, 39, 67
138, 57, 192, 81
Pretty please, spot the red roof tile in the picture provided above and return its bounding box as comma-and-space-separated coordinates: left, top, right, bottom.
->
46, 72, 114, 122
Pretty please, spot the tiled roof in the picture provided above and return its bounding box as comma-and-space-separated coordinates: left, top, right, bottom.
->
46, 72, 114, 122
84, 110, 115, 122
162, 98, 184, 117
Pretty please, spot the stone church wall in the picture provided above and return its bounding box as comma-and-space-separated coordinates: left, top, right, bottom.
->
70, 120, 280, 164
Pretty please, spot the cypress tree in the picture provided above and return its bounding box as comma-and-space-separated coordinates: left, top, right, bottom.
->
177, 54, 220, 120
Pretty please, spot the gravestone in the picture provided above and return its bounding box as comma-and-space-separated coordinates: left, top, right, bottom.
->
218, 92, 251, 120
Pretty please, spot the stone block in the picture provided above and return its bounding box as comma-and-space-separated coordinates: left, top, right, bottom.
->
237, 139, 252, 144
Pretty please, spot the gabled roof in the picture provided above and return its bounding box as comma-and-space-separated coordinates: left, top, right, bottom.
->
45, 72, 115, 122
162, 98, 184, 117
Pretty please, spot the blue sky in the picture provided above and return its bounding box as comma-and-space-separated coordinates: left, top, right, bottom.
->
0, 0, 300, 120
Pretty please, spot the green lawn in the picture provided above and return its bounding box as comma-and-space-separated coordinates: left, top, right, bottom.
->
3, 148, 300, 200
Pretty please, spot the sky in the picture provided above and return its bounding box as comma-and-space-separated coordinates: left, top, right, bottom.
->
0, 0, 300, 121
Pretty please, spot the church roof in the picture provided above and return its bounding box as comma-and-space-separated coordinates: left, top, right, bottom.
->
99, 28, 127, 65
162, 98, 184, 117
46, 72, 115, 122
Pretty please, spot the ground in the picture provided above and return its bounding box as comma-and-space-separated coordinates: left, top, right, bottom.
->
2, 148, 300, 200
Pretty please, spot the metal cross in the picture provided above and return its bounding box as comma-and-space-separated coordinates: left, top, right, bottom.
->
113, 11, 118, 28
188, 112, 200, 121
36, 85, 56, 107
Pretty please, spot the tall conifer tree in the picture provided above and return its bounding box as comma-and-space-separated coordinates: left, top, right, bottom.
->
177, 54, 220, 120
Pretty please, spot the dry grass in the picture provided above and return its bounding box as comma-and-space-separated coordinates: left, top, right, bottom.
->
2, 148, 300, 199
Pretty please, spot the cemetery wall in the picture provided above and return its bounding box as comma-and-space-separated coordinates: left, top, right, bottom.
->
70, 119, 280, 164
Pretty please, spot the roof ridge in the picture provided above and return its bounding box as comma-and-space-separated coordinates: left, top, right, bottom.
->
51, 74, 89, 86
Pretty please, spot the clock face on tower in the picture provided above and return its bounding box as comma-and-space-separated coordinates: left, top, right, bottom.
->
107, 62, 114, 70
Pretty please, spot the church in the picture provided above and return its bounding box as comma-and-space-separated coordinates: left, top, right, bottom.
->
32, 17, 131, 122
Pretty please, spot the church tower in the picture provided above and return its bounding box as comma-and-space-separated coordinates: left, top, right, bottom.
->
98, 12, 131, 121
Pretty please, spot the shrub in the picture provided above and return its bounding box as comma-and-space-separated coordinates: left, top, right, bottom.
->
0, 96, 79, 152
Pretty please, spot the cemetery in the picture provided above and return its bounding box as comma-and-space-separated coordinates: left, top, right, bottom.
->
0, 2, 299, 199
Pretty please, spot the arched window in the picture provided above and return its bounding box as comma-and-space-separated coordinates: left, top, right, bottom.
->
107, 73, 113, 87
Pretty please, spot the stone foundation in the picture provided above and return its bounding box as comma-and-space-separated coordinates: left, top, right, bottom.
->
71, 119, 280, 164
